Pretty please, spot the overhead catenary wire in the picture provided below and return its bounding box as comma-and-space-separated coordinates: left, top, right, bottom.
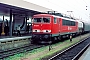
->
47, 0, 89, 20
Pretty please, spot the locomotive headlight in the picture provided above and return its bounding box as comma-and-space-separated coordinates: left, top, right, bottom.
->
33, 29, 40, 32
42, 30, 51, 33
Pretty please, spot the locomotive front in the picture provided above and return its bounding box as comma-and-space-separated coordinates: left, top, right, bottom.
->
32, 14, 52, 43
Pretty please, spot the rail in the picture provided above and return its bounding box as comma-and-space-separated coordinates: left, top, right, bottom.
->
48, 36, 90, 60
72, 43, 90, 60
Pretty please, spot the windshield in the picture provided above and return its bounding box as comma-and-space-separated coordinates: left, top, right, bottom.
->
33, 17, 50, 23
33, 18, 42, 22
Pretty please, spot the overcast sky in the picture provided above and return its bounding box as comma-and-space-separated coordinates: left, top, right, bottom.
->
24, 0, 90, 23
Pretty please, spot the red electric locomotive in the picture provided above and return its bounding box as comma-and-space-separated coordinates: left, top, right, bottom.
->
32, 14, 78, 43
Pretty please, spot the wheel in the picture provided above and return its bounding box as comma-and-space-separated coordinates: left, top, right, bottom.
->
54, 37, 57, 40
57, 36, 61, 41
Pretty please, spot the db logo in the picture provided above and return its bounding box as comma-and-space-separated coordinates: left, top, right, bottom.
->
68, 26, 72, 30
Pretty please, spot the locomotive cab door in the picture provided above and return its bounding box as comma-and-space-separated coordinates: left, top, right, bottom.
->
58, 18, 61, 33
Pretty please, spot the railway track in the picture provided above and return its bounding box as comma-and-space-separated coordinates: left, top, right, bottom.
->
0, 44, 46, 59
0, 34, 89, 60
48, 36, 90, 60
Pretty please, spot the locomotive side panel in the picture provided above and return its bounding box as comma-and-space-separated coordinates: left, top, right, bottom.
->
60, 18, 77, 35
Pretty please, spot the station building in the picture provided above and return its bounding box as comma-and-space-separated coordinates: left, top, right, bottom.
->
0, 0, 52, 37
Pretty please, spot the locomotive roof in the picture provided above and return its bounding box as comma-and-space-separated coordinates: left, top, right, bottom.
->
33, 14, 52, 16
33, 14, 76, 22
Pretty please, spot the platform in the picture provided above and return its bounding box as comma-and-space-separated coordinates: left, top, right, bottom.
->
0, 36, 31, 50
79, 45, 90, 60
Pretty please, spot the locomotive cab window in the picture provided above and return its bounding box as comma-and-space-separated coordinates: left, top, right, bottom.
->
33, 17, 50, 23
33, 18, 42, 23
54, 17, 57, 24
43, 18, 50, 23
